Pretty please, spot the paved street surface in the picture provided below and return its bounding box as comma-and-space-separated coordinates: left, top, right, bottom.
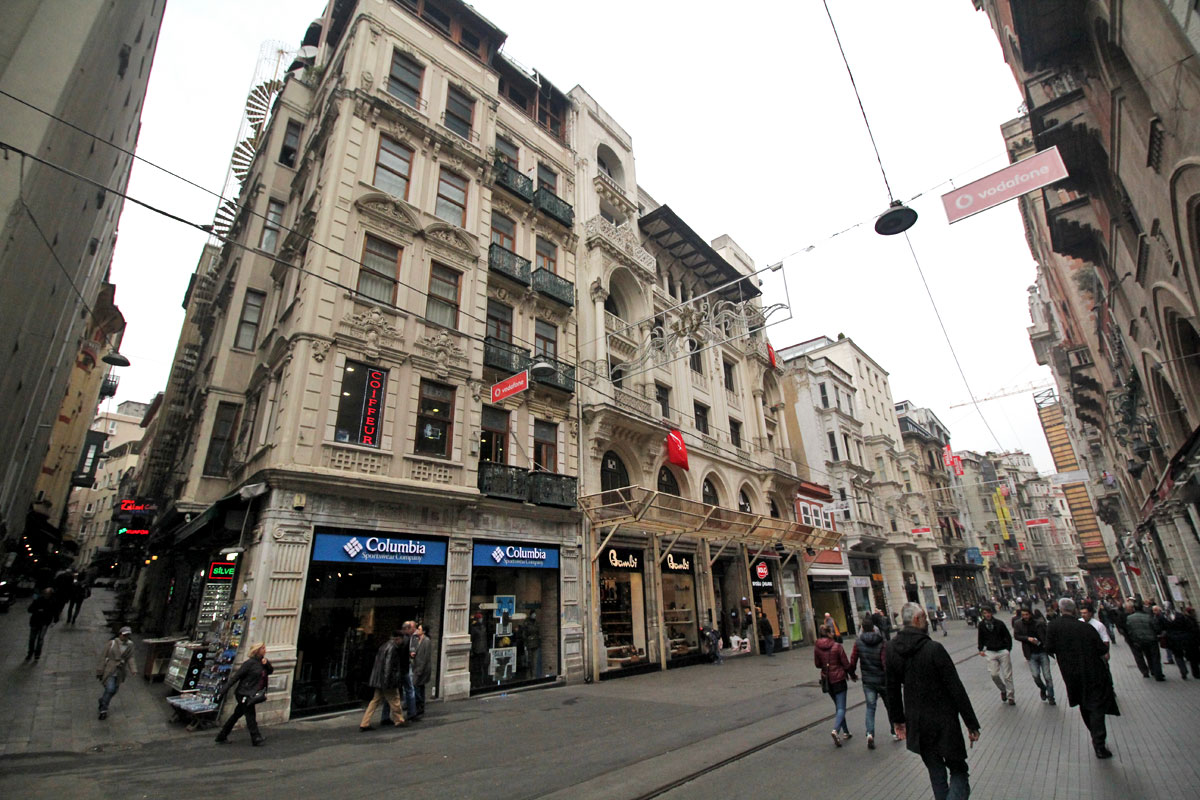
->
2, 596, 1198, 800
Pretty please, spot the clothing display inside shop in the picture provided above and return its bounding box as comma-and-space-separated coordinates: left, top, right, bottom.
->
600, 567, 647, 670
661, 560, 700, 659
292, 563, 443, 716
468, 565, 558, 693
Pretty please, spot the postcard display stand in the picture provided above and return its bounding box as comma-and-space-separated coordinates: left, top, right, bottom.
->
165, 604, 248, 730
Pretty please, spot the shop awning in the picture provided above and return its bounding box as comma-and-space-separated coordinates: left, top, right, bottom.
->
579, 486, 840, 555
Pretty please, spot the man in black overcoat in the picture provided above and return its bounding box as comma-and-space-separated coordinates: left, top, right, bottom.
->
1044, 597, 1120, 758
887, 602, 981, 800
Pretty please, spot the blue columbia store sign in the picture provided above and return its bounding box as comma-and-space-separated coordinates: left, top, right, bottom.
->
966, 547, 984, 565
312, 533, 446, 565
473, 543, 559, 569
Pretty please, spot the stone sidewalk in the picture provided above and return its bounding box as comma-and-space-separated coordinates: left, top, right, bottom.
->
0, 589, 190, 756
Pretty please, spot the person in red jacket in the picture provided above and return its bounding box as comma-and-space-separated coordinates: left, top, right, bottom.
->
815, 624, 856, 746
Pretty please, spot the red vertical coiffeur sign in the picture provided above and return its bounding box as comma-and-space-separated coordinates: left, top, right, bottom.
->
360, 369, 386, 447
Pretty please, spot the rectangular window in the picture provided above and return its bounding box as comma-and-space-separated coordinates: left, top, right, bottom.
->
335, 362, 388, 448
234, 289, 266, 350
444, 86, 474, 139
827, 431, 840, 462
359, 235, 401, 305
490, 212, 515, 250
819, 383, 829, 408
723, 361, 735, 390
534, 419, 558, 472
388, 51, 424, 109
479, 405, 508, 464
535, 236, 557, 273
876, 455, 886, 480
415, 379, 454, 456
486, 300, 513, 342
435, 168, 468, 226
800, 503, 813, 526
259, 199, 284, 253
730, 419, 742, 448
843, 433, 852, 463
203, 402, 241, 475
537, 164, 557, 193
535, 319, 557, 359
421, 3, 451, 33
656, 384, 671, 419
840, 488, 851, 521
495, 137, 518, 167
694, 403, 709, 434
426, 263, 460, 328
375, 136, 413, 199
279, 120, 301, 167
689, 340, 703, 374
458, 27, 482, 58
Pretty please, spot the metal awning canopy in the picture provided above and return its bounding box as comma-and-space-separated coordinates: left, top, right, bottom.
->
638, 206, 762, 301
580, 486, 841, 556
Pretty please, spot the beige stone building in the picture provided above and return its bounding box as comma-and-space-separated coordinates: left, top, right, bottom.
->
0, 1, 161, 552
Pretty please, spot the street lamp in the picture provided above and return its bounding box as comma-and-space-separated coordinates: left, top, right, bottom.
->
102, 350, 131, 367
874, 201, 919, 236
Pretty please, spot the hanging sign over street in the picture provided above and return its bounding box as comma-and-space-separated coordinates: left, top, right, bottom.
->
1025, 518, 1051, 527
941, 146, 1068, 224
490, 370, 528, 403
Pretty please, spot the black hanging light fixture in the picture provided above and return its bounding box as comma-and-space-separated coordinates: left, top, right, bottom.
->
822, 0, 917, 236
101, 350, 131, 367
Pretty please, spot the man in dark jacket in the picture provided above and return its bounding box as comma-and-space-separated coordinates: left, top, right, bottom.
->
360, 630, 409, 730
887, 602, 980, 800
873, 608, 892, 639
215, 643, 273, 746
1013, 606, 1056, 704
26, 588, 55, 661
977, 605, 1015, 704
1045, 598, 1120, 758
1123, 600, 1164, 680
410, 623, 433, 720
848, 617, 895, 747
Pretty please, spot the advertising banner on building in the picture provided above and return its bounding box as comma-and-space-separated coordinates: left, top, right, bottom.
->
312, 532, 447, 565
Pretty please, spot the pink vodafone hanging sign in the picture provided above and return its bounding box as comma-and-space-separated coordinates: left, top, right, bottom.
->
942, 147, 1068, 224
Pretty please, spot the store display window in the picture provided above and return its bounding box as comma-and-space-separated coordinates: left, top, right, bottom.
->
292, 530, 446, 717
599, 547, 648, 671
661, 552, 700, 659
469, 542, 559, 694
751, 558, 784, 645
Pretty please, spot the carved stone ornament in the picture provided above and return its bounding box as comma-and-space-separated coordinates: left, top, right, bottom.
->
272, 527, 312, 544
311, 340, 331, 363
590, 279, 609, 303
584, 215, 656, 277
418, 330, 467, 377
341, 305, 403, 362
355, 193, 420, 234
361, 71, 374, 90
421, 222, 478, 259
467, 379, 486, 403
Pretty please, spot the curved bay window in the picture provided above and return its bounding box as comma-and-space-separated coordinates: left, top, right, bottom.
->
702, 478, 719, 506
601, 451, 630, 492
657, 466, 680, 496
738, 491, 753, 514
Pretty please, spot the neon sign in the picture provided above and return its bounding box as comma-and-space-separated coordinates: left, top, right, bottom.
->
360, 369, 386, 446
208, 561, 236, 580
118, 527, 149, 535
120, 500, 156, 512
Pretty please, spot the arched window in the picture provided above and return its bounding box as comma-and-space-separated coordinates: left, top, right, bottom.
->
657, 466, 680, 496
702, 479, 719, 506
738, 490, 752, 514
769, 499, 780, 519
604, 294, 621, 319
601, 450, 630, 492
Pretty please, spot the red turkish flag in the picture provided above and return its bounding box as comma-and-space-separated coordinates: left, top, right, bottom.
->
767, 342, 777, 369
667, 429, 689, 471
1128, 566, 1142, 576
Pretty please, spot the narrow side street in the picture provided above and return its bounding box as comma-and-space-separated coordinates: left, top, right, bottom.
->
3, 593, 1198, 800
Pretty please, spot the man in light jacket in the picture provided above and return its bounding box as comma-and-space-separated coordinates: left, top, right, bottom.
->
97, 626, 138, 720
410, 623, 433, 720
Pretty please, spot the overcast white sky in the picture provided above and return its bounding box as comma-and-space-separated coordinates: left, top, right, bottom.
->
106, 0, 1057, 471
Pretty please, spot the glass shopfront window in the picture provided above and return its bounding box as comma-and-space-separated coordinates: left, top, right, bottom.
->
469, 543, 560, 694
751, 557, 785, 649
292, 530, 446, 717
599, 547, 649, 672
661, 552, 700, 661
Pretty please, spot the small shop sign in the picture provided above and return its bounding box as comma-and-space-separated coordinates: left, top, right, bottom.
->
662, 553, 693, 573
208, 561, 236, 580
312, 533, 447, 565
473, 543, 559, 569
602, 547, 642, 571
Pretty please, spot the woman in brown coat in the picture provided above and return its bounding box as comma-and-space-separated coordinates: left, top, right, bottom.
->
814, 624, 855, 746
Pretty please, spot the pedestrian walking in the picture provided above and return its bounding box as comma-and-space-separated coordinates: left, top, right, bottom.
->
1044, 598, 1120, 759
1122, 600, 1165, 680
1163, 608, 1199, 679
67, 575, 90, 624
409, 622, 432, 720
822, 612, 843, 643
359, 630, 408, 731
814, 624, 855, 746
977, 605, 1015, 705
96, 626, 137, 720
214, 643, 273, 746
929, 607, 940, 634
873, 608, 892, 640
886, 603, 981, 800
25, 587, 55, 661
1080, 604, 1111, 658
757, 608, 775, 656
1012, 606, 1056, 705
936, 608, 947, 637
51, 569, 74, 623
848, 616, 896, 749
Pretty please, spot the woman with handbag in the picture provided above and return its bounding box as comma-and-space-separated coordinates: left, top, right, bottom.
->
215, 643, 272, 746
815, 624, 856, 746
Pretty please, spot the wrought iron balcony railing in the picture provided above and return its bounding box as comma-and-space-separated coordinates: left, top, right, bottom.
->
478, 461, 529, 502
529, 471, 577, 508
492, 158, 533, 203
488, 243, 531, 286
532, 355, 575, 394
531, 268, 574, 307
483, 337, 531, 374
534, 187, 574, 228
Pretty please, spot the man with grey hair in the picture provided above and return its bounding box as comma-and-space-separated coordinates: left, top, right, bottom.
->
1045, 597, 1120, 758
887, 602, 980, 800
